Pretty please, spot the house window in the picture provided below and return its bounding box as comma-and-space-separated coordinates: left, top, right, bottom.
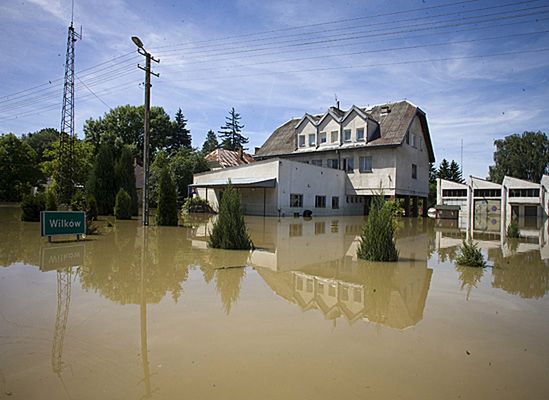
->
443, 189, 467, 197
330, 130, 338, 143
315, 195, 326, 208
342, 157, 354, 173
509, 188, 540, 197
311, 159, 322, 167
474, 189, 501, 197
359, 156, 372, 173
319, 131, 327, 144
315, 222, 325, 234
412, 164, 417, 179
332, 196, 339, 209
298, 135, 305, 147
308, 133, 316, 146
290, 193, 303, 207
356, 128, 365, 141
327, 159, 339, 169
411, 134, 416, 148
344, 129, 352, 142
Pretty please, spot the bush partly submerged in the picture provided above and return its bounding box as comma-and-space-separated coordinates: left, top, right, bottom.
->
20, 192, 45, 222
208, 183, 252, 250
456, 240, 486, 267
507, 220, 520, 238
357, 195, 399, 262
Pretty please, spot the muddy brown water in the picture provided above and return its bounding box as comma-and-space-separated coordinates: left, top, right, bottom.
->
1, 206, 549, 399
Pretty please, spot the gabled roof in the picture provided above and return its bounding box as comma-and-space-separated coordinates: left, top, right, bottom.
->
255, 100, 435, 162
204, 148, 254, 168
341, 105, 372, 124
317, 107, 345, 127
295, 113, 319, 130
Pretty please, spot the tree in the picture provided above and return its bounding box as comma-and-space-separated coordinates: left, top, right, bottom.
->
156, 166, 178, 226
219, 108, 248, 151
0, 134, 42, 201
208, 182, 252, 250
167, 108, 192, 153
115, 145, 138, 215
88, 143, 117, 215
202, 130, 219, 154
437, 159, 451, 180
170, 148, 209, 205
83, 105, 173, 162
489, 131, 549, 183
149, 151, 170, 207
114, 189, 133, 220
428, 162, 437, 207
357, 194, 398, 262
449, 160, 464, 183
22, 128, 59, 162
41, 137, 93, 204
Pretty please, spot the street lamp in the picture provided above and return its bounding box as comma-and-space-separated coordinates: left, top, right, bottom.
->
132, 36, 159, 226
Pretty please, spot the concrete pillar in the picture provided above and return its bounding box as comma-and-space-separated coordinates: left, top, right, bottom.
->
404, 196, 410, 217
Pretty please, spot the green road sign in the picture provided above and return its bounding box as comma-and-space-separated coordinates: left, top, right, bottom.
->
41, 211, 86, 237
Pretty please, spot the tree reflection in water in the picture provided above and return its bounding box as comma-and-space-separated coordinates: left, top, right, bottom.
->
455, 264, 484, 300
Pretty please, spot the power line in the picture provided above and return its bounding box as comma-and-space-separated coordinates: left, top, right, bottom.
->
75, 75, 112, 110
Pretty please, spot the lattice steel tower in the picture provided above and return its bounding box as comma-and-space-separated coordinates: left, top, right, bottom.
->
58, 19, 81, 204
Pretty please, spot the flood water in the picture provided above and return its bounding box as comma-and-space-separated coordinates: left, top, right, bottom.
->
1, 206, 549, 399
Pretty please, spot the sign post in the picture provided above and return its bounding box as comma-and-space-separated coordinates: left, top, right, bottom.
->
40, 211, 86, 242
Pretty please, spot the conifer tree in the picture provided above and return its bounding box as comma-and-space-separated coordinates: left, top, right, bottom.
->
167, 108, 192, 153
156, 166, 178, 226
437, 159, 451, 180
115, 145, 138, 215
219, 108, 248, 151
208, 182, 252, 250
88, 143, 116, 215
114, 188, 132, 220
357, 194, 398, 262
202, 130, 219, 154
449, 160, 464, 183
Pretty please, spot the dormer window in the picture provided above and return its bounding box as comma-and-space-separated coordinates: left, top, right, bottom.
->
356, 128, 364, 141
298, 135, 305, 147
343, 129, 352, 142
308, 133, 316, 146
319, 132, 327, 144
331, 130, 338, 143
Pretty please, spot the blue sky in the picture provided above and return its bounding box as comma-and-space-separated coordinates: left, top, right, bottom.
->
1, 0, 549, 178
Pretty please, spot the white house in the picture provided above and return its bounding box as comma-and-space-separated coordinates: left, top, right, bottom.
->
192, 100, 435, 216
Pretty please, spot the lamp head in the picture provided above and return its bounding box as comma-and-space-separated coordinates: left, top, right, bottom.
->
131, 36, 144, 49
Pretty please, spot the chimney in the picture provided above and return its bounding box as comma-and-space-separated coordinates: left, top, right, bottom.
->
238, 147, 243, 161
336, 100, 340, 110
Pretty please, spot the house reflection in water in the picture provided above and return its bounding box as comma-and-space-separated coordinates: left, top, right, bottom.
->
196, 216, 435, 330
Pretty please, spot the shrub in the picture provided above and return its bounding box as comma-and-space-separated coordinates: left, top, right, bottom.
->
20, 192, 45, 221
114, 189, 133, 220
208, 183, 252, 250
182, 196, 212, 214
45, 187, 57, 211
86, 194, 98, 221
70, 190, 86, 211
507, 220, 520, 238
384, 200, 404, 219
357, 195, 399, 261
156, 166, 179, 226
456, 240, 486, 267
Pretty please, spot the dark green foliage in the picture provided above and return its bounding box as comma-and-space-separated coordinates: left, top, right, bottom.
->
149, 151, 169, 207
22, 128, 59, 163
357, 195, 399, 262
167, 108, 192, 153
114, 189, 132, 220
428, 162, 437, 207
83, 105, 173, 162
88, 143, 116, 215
45, 186, 57, 211
507, 220, 520, 238
219, 108, 248, 151
449, 160, 464, 183
182, 196, 212, 213
70, 190, 86, 211
202, 130, 219, 154
170, 148, 209, 205
115, 145, 138, 215
489, 131, 549, 183
208, 183, 252, 250
456, 240, 486, 267
437, 159, 450, 180
156, 167, 179, 226
0, 134, 42, 201
20, 192, 45, 222
87, 194, 98, 221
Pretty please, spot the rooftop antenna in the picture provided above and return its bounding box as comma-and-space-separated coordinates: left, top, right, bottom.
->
58, 0, 81, 205
334, 93, 340, 110
460, 138, 463, 176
